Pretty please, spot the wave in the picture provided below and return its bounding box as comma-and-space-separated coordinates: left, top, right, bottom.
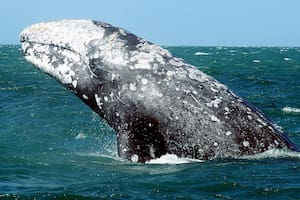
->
79, 149, 300, 165
77, 152, 120, 163
75, 132, 87, 139
282, 106, 300, 113
80, 152, 204, 165
194, 52, 210, 56
284, 57, 292, 61
149, 149, 300, 165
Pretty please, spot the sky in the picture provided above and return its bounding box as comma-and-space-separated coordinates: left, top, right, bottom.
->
1, 0, 300, 46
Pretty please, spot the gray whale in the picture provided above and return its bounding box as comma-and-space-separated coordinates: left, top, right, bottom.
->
20, 19, 298, 162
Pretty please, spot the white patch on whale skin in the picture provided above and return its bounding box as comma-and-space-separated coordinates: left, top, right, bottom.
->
111, 73, 117, 81
149, 87, 163, 98
187, 67, 209, 83
224, 107, 230, 112
210, 115, 220, 122
169, 58, 184, 67
141, 78, 148, 85
134, 62, 152, 70
94, 32, 130, 67
256, 118, 267, 126
268, 126, 274, 131
21, 42, 30, 52
131, 154, 139, 163
192, 90, 198, 95
225, 131, 232, 136
166, 70, 175, 77
129, 83, 137, 91
104, 96, 109, 102
206, 97, 222, 108
94, 94, 103, 109
243, 140, 250, 147
150, 146, 155, 158
212, 81, 227, 90
130, 42, 171, 70
72, 80, 77, 88
82, 94, 89, 100
109, 92, 115, 102
210, 86, 219, 93
174, 68, 188, 79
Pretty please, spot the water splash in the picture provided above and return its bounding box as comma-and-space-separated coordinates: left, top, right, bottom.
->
242, 149, 300, 160
147, 154, 203, 164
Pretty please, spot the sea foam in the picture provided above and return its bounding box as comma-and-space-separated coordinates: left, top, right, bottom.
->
147, 154, 203, 164
241, 149, 300, 160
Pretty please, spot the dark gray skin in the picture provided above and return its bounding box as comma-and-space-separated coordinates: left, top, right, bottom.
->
20, 20, 298, 163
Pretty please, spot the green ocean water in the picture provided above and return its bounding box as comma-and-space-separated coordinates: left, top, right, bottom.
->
0, 45, 300, 199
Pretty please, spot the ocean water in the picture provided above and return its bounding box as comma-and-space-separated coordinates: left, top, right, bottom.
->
1, 45, 300, 199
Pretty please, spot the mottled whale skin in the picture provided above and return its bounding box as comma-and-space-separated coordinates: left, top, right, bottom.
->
20, 20, 298, 163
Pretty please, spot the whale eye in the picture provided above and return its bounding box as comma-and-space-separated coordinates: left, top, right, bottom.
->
89, 58, 110, 80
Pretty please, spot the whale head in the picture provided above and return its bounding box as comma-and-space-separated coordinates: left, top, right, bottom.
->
20, 19, 171, 112
20, 20, 129, 92
20, 19, 173, 99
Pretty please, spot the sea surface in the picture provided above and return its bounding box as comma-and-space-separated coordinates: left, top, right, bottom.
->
0, 45, 300, 199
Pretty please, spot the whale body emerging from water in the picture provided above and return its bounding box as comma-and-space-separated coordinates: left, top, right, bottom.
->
20, 20, 298, 163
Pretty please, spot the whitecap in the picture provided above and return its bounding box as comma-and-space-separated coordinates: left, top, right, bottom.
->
194, 52, 210, 56
75, 132, 87, 139
284, 57, 292, 61
282, 107, 300, 113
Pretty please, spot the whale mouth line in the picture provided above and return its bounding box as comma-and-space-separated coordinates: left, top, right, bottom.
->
21, 40, 90, 72
21, 40, 83, 59
20, 40, 92, 87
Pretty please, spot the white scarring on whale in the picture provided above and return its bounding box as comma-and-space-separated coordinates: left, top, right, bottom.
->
20, 19, 298, 163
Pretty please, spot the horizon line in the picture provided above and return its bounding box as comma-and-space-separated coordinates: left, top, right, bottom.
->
1, 43, 300, 48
